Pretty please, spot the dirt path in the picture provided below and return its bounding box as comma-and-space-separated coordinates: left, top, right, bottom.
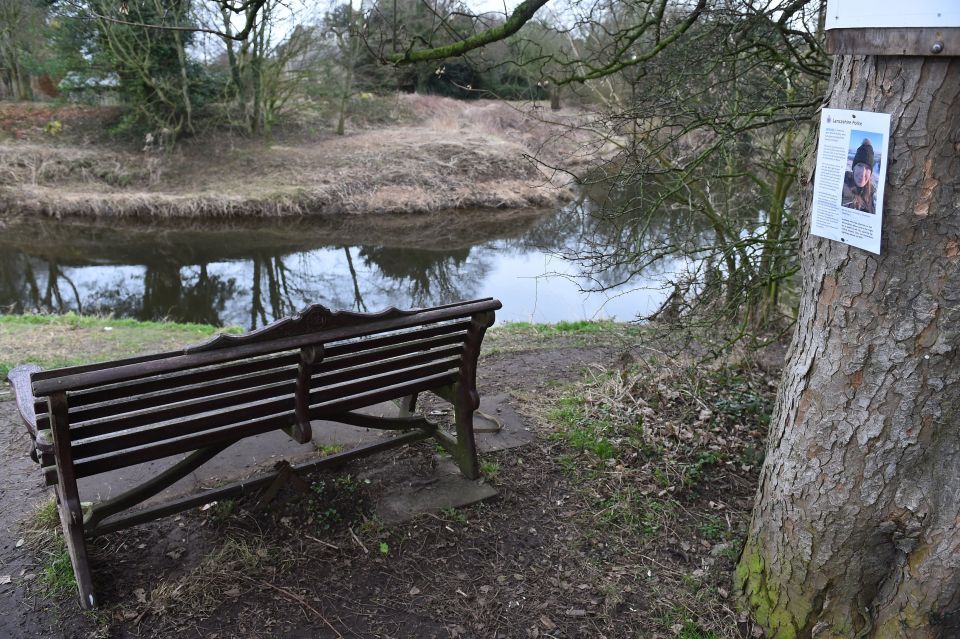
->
0, 400, 50, 638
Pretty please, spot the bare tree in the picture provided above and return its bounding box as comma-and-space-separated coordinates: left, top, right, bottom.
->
0, 0, 47, 99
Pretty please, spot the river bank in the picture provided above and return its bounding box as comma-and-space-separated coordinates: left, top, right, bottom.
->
0, 315, 778, 638
0, 95, 598, 219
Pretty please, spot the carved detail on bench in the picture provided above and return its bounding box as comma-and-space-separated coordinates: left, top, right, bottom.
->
185, 304, 419, 353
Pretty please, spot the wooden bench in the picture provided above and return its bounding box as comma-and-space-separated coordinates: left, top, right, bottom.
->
8, 298, 501, 609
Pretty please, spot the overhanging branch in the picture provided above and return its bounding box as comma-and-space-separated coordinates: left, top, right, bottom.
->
383, 0, 551, 64
60, 0, 269, 42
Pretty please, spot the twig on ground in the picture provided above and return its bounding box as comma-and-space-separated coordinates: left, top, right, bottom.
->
348, 527, 369, 554
305, 534, 341, 550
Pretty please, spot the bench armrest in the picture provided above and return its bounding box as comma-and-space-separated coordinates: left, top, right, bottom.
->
8, 364, 47, 462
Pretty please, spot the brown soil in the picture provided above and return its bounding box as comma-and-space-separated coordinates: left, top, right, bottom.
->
0, 96, 600, 220
0, 338, 778, 639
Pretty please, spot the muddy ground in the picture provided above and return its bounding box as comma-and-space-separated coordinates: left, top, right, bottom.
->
0, 336, 778, 638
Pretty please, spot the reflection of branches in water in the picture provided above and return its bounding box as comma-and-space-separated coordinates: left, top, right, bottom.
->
0, 210, 573, 324
141, 261, 240, 325
74, 277, 142, 319
343, 247, 368, 313
38, 259, 80, 314
142, 262, 183, 322
0, 252, 38, 313
0, 254, 85, 315
490, 187, 725, 294
248, 254, 307, 329
22, 260, 42, 311
358, 246, 487, 308
178, 264, 238, 326
251, 258, 267, 330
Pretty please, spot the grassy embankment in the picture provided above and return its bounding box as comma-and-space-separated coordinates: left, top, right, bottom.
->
0, 95, 594, 219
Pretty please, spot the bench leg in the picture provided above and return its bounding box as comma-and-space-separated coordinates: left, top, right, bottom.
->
48, 391, 97, 608
398, 393, 418, 418
429, 384, 479, 479
56, 483, 98, 608
451, 384, 480, 480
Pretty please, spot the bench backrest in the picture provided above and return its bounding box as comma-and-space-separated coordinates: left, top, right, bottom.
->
31, 298, 500, 485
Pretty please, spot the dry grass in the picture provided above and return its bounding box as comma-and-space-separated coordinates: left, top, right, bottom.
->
513, 349, 775, 638
145, 536, 279, 618
0, 95, 601, 219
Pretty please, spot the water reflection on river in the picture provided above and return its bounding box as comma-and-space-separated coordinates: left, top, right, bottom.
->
0, 202, 682, 328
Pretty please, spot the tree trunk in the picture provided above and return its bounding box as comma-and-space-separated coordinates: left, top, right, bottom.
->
250, 19, 265, 135
737, 54, 960, 638
335, 0, 359, 137
173, 29, 193, 134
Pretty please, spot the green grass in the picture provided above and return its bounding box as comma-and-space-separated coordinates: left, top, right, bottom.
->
698, 514, 726, 541
42, 546, 77, 593
678, 620, 720, 639
33, 497, 60, 530
479, 460, 500, 482
548, 396, 619, 460
442, 507, 468, 524
483, 320, 643, 355
0, 313, 234, 332
501, 320, 618, 334
0, 313, 242, 378
315, 443, 345, 456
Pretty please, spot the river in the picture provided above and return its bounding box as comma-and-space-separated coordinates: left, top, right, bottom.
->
0, 201, 690, 328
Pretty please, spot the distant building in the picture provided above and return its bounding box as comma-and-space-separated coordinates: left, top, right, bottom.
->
58, 72, 121, 106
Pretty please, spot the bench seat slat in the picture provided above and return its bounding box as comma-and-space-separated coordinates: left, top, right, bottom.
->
34, 322, 471, 430
30, 298, 491, 386
58, 332, 467, 426
61, 370, 459, 482
69, 320, 470, 408
62, 347, 465, 443
30, 350, 173, 383
70, 393, 296, 459
64, 352, 299, 409
65, 367, 296, 426
311, 371, 460, 417
314, 345, 464, 389
310, 357, 460, 406
34, 354, 298, 431
32, 300, 498, 396
321, 321, 470, 360
66, 357, 462, 460
64, 412, 294, 481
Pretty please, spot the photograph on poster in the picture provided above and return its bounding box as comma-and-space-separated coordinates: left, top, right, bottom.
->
840, 130, 883, 214
810, 108, 891, 255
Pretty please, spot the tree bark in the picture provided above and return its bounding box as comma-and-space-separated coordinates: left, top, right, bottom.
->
737, 54, 960, 638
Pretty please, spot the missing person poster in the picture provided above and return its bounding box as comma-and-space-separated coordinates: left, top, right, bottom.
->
811, 108, 891, 254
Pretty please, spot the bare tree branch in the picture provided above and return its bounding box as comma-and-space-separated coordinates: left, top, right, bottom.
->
60, 0, 269, 41
383, 0, 551, 64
